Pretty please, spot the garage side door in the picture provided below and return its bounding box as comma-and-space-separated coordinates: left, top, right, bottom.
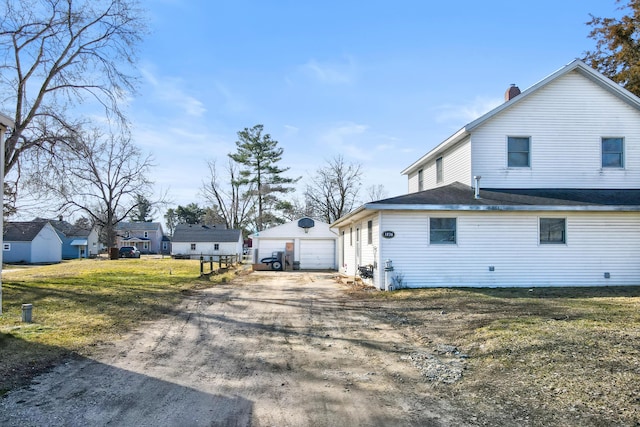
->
257, 240, 291, 261
300, 239, 336, 270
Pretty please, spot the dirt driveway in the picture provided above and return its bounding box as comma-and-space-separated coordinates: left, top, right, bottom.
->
0, 271, 479, 426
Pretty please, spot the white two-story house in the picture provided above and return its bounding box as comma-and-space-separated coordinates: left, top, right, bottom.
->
332, 59, 640, 289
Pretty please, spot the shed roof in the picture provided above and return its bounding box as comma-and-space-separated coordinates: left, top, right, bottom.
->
4, 221, 49, 242
172, 224, 241, 243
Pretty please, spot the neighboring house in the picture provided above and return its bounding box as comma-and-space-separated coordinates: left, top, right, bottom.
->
115, 222, 167, 254
171, 224, 242, 259
249, 218, 338, 270
3, 222, 62, 264
332, 59, 640, 289
34, 218, 99, 259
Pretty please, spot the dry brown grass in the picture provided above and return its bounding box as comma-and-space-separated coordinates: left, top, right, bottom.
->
364, 286, 640, 426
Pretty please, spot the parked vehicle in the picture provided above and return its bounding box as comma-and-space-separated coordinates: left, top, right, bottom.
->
119, 246, 141, 258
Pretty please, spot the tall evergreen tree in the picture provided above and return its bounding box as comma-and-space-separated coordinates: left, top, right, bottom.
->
229, 124, 298, 231
129, 194, 154, 222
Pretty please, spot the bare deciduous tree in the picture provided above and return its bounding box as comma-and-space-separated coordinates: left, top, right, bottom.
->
305, 155, 362, 224
0, 0, 146, 196
365, 184, 388, 202
201, 159, 255, 231
30, 128, 154, 248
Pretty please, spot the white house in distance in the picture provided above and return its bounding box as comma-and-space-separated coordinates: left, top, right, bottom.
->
332, 59, 640, 289
171, 224, 242, 260
3, 222, 63, 264
250, 218, 338, 270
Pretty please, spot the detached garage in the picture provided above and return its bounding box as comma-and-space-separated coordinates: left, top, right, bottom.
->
250, 218, 338, 270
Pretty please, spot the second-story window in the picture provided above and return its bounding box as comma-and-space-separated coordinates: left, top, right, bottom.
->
144, 231, 148, 238
602, 137, 624, 168
418, 168, 424, 191
507, 136, 530, 167
436, 157, 443, 183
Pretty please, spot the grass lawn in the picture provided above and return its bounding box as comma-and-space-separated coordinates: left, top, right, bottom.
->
0, 257, 235, 394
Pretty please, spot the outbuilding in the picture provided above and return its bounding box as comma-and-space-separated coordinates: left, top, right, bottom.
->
171, 224, 243, 260
3, 221, 62, 264
250, 218, 338, 270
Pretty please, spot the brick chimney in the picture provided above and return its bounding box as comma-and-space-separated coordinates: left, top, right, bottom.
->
505, 84, 521, 101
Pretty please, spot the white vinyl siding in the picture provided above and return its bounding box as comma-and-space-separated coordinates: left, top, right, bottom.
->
173, 241, 241, 258
408, 138, 471, 192
377, 211, 640, 288
256, 240, 292, 261
339, 216, 380, 284
471, 71, 640, 189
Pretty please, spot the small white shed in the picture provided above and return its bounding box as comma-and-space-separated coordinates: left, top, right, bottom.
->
250, 218, 338, 270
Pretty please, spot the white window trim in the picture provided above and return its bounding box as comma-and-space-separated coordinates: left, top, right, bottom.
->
601, 136, 625, 169
538, 217, 568, 246
428, 217, 458, 246
506, 136, 532, 169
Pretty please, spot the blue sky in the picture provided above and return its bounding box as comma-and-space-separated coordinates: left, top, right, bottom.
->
129, 0, 622, 218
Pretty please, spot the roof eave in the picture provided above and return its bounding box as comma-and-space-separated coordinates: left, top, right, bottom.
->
401, 127, 468, 176
0, 112, 14, 129
367, 203, 640, 212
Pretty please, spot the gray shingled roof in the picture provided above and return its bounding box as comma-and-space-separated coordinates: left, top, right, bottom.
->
33, 218, 91, 237
371, 182, 640, 207
116, 222, 162, 232
333, 182, 640, 228
172, 224, 241, 243
4, 222, 48, 241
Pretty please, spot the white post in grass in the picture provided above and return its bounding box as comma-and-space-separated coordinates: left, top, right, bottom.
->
0, 112, 15, 315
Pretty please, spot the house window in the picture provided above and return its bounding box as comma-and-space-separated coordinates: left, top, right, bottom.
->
190, 243, 196, 250
367, 220, 373, 244
436, 157, 443, 183
143, 242, 148, 250
507, 136, 530, 167
214, 243, 219, 251
350, 228, 353, 246
418, 169, 424, 191
602, 137, 624, 168
144, 231, 148, 238
3, 243, 10, 251
540, 218, 566, 244
430, 218, 456, 244
163, 242, 168, 250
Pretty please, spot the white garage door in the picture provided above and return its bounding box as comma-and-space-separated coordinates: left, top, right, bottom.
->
256, 240, 291, 261
300, 239, 336, 270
